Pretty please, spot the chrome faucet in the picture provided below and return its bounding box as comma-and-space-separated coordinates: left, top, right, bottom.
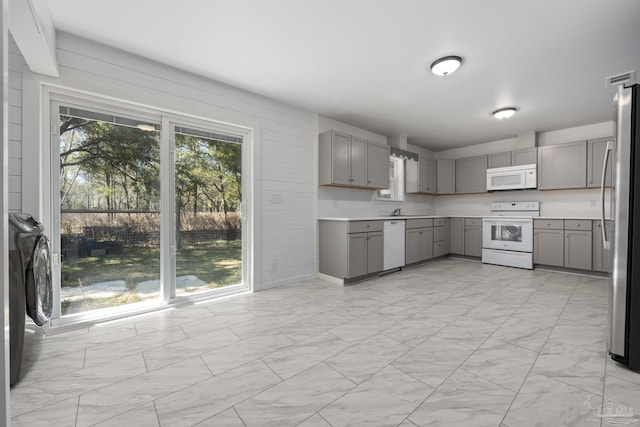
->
391, 208, 401, 216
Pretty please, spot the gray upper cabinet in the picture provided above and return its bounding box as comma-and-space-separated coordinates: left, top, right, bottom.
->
319, 130, 389, 190
488, 152, 511, 169
321, 130, 351, 186
406, 158, 436, 194
456, 155, 487, 194
511, 148, 537, 166
437, 159, 455, 194
587, 137, 613, 189
488, 148, 537, 169
366, 142, 390, 189
350, 136, 368, 187
424, 160, 437, 194
537, 141, 587, 190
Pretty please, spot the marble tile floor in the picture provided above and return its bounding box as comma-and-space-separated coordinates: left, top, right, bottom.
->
10, 258, 640, 426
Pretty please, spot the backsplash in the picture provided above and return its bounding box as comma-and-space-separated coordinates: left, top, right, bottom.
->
435, 187, 610, 218
319, 186, 610, 218
318, 187, 436, 217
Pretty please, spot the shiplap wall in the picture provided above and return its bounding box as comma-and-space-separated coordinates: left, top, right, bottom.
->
8, 36, 24, 211
19, 32, 318, 291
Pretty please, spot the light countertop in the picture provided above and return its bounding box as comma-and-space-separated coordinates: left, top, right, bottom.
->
319, 215, 604, 221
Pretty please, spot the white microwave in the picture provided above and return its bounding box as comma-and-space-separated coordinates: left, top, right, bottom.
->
486, 164, 537, 191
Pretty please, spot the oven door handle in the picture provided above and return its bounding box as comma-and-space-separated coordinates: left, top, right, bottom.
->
483, 219, 532, 225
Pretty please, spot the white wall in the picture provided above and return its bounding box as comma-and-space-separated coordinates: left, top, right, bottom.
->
537, 122, 614, 146
19, 32, 318, 291
8, 35, 23, 211
317, 117, 436, 218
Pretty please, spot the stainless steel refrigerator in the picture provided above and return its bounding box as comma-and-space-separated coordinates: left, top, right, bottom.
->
608, 83, 640, 371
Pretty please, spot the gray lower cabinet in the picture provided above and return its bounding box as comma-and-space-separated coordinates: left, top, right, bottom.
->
534, 230, 564, 267
367, 232, 384, 273
533, 219, 564, 266
593, 220, 612, 273
534, 219, 592, 270
464, 218, 482, 257
437, 159, 455, 194
564, 230, 592, 270
456, 156, 488, 194
450, 218, 465, 255
347, 231, 384, 277
587, 137, 613, 189
537, 141, 587, 190
319, 220, 384, 282
433, 218, 450, 257
348, 233, 368, 277
405, 219, 434, 264
564, 220, 592, 270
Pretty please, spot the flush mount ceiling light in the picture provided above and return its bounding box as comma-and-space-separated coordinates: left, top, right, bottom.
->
136, 123, 156, 132
492, 107, 518, 119
430, 55, 462, 76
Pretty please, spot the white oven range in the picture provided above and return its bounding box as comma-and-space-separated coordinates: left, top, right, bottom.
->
482, 201, 539, 269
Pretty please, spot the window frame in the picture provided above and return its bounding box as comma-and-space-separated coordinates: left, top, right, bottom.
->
376, 156, 405, 202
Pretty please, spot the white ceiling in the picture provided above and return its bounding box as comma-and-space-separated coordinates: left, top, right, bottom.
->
47, 0, 640, 150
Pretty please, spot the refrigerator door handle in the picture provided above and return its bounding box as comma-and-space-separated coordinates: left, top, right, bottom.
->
601, 140, 613, 249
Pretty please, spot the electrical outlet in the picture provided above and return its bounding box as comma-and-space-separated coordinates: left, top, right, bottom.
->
270, 193, 283, 204
590, 200, 596, 207
271, 263, 278, 272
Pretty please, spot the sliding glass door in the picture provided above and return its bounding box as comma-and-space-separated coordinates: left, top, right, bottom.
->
51, 97, 249, 323
54, 104, 162, 316
172, 125, 244, 298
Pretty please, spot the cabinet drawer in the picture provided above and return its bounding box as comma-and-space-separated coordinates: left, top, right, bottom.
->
434, 217, 449, 226
406, 218, 433, 229
534, 219, 564, 230
564, 219, 592, 231
348, 221, 383, 233
465, 218, 482, 227
433, 226, 446, 242
434, 240, 447, 257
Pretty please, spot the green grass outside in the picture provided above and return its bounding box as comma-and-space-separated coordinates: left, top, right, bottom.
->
61, 242, 241, 315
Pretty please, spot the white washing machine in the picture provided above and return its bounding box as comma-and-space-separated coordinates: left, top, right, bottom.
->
9, 213, 52, 386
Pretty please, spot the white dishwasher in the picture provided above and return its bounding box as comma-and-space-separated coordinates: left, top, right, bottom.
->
383, 220, 405, 271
